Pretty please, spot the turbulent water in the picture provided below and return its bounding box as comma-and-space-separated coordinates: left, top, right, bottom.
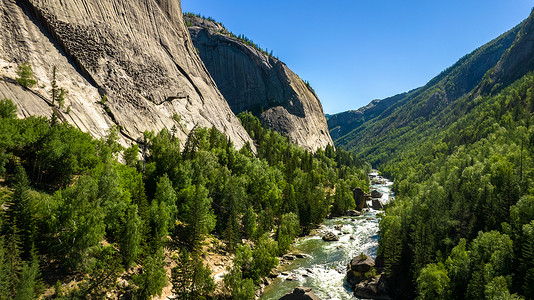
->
260, 172, 393, 300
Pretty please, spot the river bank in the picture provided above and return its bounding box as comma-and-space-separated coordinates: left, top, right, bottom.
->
260, 171, 393, 299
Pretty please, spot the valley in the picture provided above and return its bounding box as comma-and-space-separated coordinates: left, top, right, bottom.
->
0, 0, 533, 299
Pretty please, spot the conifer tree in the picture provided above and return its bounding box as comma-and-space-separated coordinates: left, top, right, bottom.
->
15, 62, 36, 88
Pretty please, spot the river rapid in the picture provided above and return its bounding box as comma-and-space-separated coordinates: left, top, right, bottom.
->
260, 171, 393, 300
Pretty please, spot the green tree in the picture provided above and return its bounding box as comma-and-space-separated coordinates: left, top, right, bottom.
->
242, 206, 257, 240
0, 99, 17, 119
252, 233, 278, 282
120, 205, 142, 268
276, 212, 300, 254
416, 263, 450, 300
14, 250, 41, 300
171, 249, 215, 299
178, 184, 216, 249
134, 249, 167, 299
224, 245, 255, 300
16, 62, 36, 88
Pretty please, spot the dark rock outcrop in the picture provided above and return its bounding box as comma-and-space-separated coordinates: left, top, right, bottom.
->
0, 0, 253, 149
371, 199, 384, 210
371, 190, 383, 199
345, 210, 361, 217
280, 287, 321, 300
353, 187, 369, 211
322, 232, 339, 242
354, 275, 391, 300
349, 255, 375, 273
346, 254, 390, 299
186, 15, 333, 151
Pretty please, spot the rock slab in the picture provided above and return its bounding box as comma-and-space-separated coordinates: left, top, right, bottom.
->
0, 0, 254, 149
186, 15, 333, 151
280, 287, 321, 300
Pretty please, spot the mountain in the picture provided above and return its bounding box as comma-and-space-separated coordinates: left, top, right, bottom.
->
329, 10, 534, 299
329, 21, 523, 161
0, 0, 253, 149
185, 14, 333, 151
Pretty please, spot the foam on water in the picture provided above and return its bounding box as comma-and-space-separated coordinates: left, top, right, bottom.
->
261, 172, 392, 299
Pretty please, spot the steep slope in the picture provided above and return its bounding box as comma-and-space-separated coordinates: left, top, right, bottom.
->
358, 10, 534, 299
185, 14, 333, 151
330, 21, 523, 160
0, 0, 253, 149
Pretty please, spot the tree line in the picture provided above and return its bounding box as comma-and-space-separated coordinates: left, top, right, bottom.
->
0, 100, 369, 299
373, 72, 534, 299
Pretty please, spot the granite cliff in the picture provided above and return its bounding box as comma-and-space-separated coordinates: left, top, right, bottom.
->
185, 14, 333, 150
0, 0, 253, 149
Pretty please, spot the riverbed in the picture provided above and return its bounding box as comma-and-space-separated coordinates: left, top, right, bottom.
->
260, 172, 393, 300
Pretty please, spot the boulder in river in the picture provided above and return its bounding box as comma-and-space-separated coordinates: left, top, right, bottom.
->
349, 254, 375, 273
371, 190, 383, 199
345, 209, 361, 216
353, 187, 369, 211
322, 232, 339, 242
283, 254, 297, 261
354, 275, 391, 300
371, 199, 384, 210
280, 286, 321, 300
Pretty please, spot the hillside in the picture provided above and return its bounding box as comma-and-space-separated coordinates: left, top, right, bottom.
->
185, 14, 333, 151
0, 0, 253, 149
331, 9, 534, 299
330, 21, 523, 161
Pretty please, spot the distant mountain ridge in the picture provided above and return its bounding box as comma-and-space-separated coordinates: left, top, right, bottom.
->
185, 13, 334, 151
329, 19, 525, 161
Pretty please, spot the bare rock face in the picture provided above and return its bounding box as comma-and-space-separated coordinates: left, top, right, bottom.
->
0, 0, 253, 149
186, 15, 333, 151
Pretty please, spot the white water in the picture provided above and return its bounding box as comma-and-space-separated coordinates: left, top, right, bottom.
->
260, 172, 393, 300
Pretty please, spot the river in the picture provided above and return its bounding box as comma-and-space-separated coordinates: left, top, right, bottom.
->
260, 171, 393, 300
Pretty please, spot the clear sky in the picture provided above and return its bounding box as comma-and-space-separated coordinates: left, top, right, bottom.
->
181, 0, 534, 114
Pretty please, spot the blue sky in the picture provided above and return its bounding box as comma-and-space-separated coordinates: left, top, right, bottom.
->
182, 1, 534, 114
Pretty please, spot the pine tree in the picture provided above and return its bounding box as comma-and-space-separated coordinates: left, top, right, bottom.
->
14, 246, 41, 300
15, 62, 36, 88
134, 249, 166, 299
8, 165, 36, 258
120, 205, 142, 268
171, 249, 214, 299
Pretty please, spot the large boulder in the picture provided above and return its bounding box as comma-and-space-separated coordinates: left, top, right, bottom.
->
345, 209, 361, 216
353, 187, 368, 211
280, 287, 321, 300
371, 199, 384, 210
371, 190, 383, 199
349, 254, 375, 273
322, 232, 339, 242
354, 275, 391, 300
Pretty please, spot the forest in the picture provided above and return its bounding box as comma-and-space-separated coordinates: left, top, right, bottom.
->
0, 100, 369, 299
372, 71, 534, 299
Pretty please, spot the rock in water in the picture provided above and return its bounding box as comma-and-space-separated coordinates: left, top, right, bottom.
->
371, 190, 383, 198
280, 286, 321, 300
322, 232, 339, 242
371, 199, 384, 210
354, 275, 391, 300
186, 15, 333, 151
353, 187, 369, 210
349, 254, 375, 273
0, 0, 254, 149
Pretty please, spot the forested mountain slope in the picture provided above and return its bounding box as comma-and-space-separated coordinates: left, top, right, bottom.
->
331, 21, 523, 162
185, 14, 334, 151
333, 9, 534, 299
